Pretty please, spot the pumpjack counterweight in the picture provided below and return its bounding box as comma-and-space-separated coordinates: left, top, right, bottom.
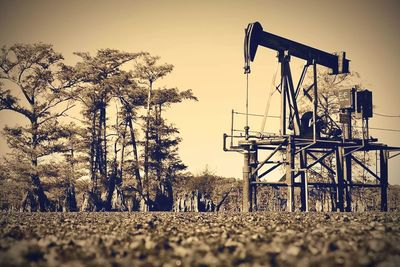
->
225, 21, 399, 212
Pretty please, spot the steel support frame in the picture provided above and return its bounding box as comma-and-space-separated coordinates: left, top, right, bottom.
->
237, 51, 390, 211
234, 21, 393, 213
244, 137, 390, 212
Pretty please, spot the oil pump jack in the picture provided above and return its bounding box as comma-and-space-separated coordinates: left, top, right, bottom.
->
223, 22, 400, 212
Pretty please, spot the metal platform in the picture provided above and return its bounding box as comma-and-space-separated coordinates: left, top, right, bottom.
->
224, 133, 398, 212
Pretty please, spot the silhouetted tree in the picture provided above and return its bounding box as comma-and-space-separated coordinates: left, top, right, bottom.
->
0, 43, 76, 211
114, 80, 148, 204
71, 49, 144, 211
134, 55, 173, 208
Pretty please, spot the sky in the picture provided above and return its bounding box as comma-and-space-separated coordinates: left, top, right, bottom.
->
0, 0, 400, 184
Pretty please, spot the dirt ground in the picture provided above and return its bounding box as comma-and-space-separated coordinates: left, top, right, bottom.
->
0, 212, 399, 267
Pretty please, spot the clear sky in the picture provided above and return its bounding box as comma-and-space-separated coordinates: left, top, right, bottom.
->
1, 0, 400, 184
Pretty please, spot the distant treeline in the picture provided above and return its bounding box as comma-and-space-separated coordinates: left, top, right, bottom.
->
0, 43, 197, 211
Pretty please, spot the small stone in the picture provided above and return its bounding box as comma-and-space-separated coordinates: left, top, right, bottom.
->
342, 216, 350, 222
287, 245, 301, 256
368, 239, 385, 252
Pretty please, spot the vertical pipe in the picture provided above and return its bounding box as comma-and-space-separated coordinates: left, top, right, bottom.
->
230, 109, 234, 147
375, 150, 378, 178
253, 184, 257, 211
305, 167, 308, 211
336, 147, 345, 211
300, 150, 308, 211
286, 137, 295, 212
343, 110, 352, 212
245, 72, 250, 140
251, 147, 258, 211
280, 54, 287, 136
313, 61, 318, 142
380, 149, 388, 211
344, 110, 353, 140
344, 153, 352, 212
242, 148, 251, 212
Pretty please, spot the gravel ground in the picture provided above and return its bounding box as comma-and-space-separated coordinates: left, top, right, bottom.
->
0, 212, 399, 267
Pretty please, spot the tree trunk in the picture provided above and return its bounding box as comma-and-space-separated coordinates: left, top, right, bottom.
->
119, 96, 143, 195
154, 182, 173, 211
105, 135, 120, 211
63, 184, 78, 212
110, 186, 128, 211
173, 191, 215, 212
97, 103, 106, 179
127, 116, 142, 191
90, 109, 98, 190
144, 81, 153, 202
155, 104, 162, 182
101, 103, 107, 178
215, 188, 233, 211
21, 172, 52, 212
81, 191, 102, 211
119, 122, 127, 184
25, 118, 51, 212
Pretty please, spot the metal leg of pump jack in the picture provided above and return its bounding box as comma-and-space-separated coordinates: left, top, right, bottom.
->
380, 149, 388, 211
242, 147, 252, 212
286, 137, 295, 212
300, 150, 308, 211
344, 150, 352, 212
336, 147, 345, 212
342, 111, 353, 212
251, 148, 258, 211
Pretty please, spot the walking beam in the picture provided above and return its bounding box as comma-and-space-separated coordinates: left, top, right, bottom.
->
244, 22, 350, 74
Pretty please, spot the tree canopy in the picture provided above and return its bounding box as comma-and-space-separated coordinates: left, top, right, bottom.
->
0, 43, 197, 211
